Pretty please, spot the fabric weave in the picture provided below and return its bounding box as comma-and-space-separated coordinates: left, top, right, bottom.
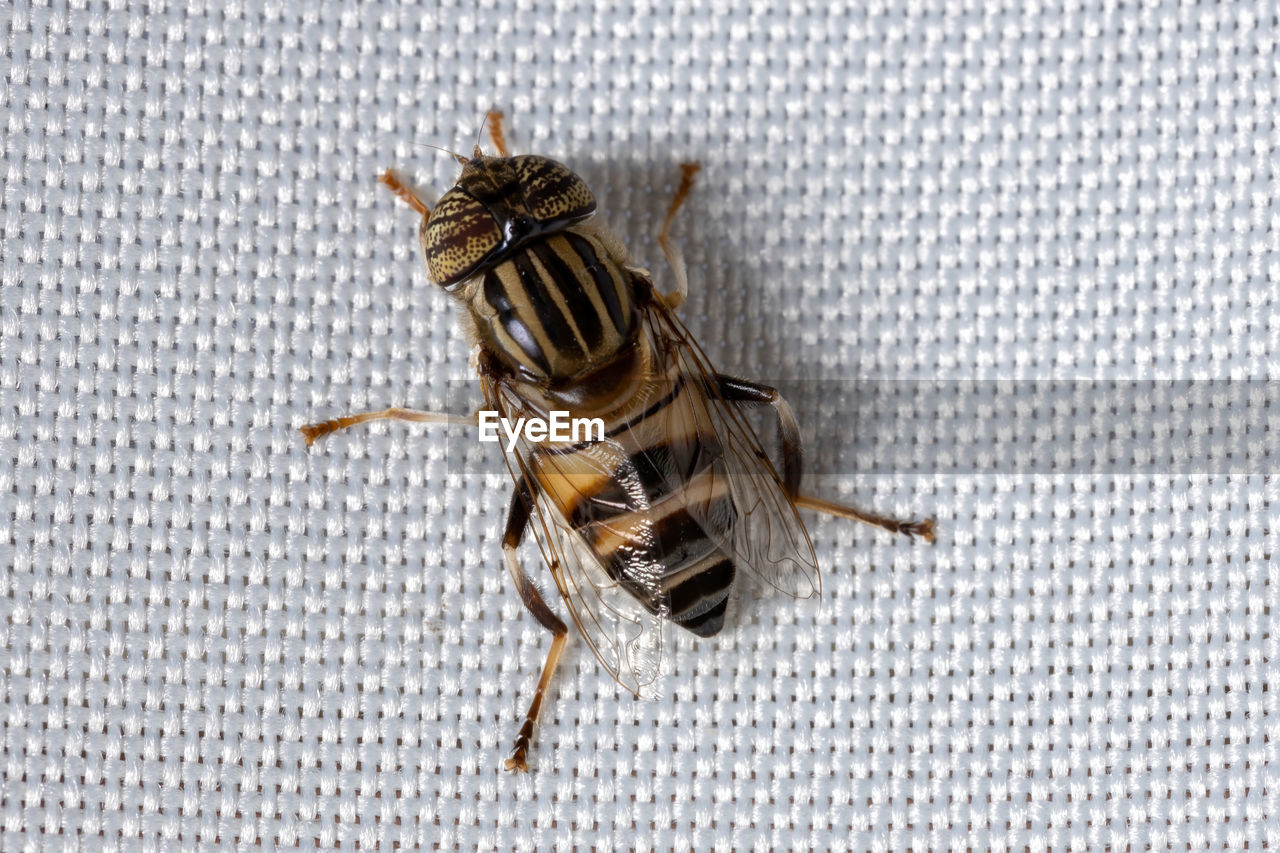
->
1, 0, 1276, 848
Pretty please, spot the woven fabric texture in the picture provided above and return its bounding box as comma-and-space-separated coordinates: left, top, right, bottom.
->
2, 0, 1277, 849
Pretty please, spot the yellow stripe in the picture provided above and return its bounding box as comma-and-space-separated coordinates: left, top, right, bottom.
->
533, 449, 616, 520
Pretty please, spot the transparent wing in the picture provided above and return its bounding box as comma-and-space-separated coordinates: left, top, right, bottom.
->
642, 295, 822, 600
485, 376, 670, 698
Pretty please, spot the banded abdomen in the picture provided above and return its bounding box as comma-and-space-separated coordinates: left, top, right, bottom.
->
467, 228, 636, 379
530, 360, 739, 638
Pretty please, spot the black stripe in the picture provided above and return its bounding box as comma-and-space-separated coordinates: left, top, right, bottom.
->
533, 241, 604, 350
484, 269, 551, 374
676, 592, 730, 638
611, 551, 735, 637
512, 251, 582, 358
605, 375, 686, 441
564, 232, 627, 334
542, 374, 687, 457
651, 499, 729, 572
667, 556, 735, 622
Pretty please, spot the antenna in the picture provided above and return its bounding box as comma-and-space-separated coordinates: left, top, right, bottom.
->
413, 141, 469, 165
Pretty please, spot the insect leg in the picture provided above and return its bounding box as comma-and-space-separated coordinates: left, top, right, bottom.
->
716, 374, 804, 496
657, 162, 701, 310
715, 374, 936, 543
501, 478, 569, 772
486, 110, 509, 157
298, 408, 476, 447
791, 494, 935, 543
378, 169, 430, 217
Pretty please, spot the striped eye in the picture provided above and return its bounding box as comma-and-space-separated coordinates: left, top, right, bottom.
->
512, 155, 596, 225
422, 188, 503, 287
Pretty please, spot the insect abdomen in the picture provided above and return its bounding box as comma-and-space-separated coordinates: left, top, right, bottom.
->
473, 230, 634, 378
533, 376, 739, 638
590, 462, 738, 638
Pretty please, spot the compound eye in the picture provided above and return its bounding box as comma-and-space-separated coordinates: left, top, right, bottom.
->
512, 155, 596, 225
422, 187, 503, 287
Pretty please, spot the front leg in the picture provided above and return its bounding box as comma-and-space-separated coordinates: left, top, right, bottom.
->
656, 163, 701, 310
716, 374, 936, 543
500, 477, 569, 772
298, 407, 477, 447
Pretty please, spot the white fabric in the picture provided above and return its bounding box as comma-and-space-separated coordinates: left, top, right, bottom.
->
2, 0, 1277, 848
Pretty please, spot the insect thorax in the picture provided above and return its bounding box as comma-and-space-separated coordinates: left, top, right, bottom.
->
460, 226, 640, 379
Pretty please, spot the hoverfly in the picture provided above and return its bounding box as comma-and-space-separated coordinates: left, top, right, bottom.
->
301, 112, 934, 772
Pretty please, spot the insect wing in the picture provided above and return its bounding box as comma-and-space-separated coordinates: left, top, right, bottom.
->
643, 297, 822, 600
485, 379, 669, 697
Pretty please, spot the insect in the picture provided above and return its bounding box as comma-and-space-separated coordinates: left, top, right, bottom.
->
301, 112, 934, 772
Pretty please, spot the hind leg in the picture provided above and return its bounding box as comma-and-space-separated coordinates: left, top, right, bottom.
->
716, 374, 936, 543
